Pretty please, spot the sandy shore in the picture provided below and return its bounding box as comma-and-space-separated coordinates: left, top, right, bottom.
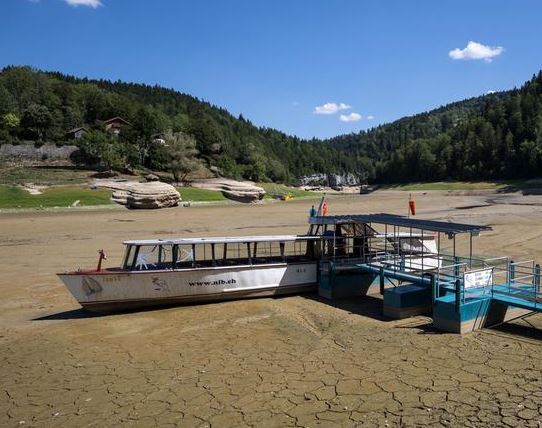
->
2, 190, 542, 427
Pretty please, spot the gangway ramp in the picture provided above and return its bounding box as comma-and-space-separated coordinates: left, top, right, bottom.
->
356, 262, 434, 287
489, 260, 542, 312
491, 290, 542, 312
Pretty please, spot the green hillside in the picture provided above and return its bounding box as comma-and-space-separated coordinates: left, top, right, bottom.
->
1, 66, 542, 184
324, 73, 542, 182
0, 66, 366, 184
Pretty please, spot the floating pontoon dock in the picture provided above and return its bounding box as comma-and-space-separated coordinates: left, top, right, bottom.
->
309, 214, 542, 333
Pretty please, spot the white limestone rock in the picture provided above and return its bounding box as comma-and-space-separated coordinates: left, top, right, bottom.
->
93, 180, 181, 209
189, 179, 265, 203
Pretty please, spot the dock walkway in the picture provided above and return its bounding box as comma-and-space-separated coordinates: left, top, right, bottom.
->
354, 258, 542, 332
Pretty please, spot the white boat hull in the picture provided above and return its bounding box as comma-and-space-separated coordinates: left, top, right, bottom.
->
58, 262, 318, 312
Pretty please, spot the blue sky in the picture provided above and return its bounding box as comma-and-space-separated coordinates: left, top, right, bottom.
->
2, 0, 542, 139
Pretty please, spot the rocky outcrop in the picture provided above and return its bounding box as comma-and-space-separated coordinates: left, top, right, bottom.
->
300, 173, 361, 189
299, 174, 328, 187
93, 180, 181, 209
190, 179, 265, 203
328, 173, 360, 188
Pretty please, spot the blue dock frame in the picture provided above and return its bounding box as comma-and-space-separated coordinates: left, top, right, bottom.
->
309, 214, 541, 334
355, 258, 542, 333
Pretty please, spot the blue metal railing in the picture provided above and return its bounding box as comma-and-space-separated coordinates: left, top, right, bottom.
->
355, 252, 542, 313
489, 260, 542, 310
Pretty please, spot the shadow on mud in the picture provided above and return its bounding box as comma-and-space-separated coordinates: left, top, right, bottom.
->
490, 315, 542, 341
32, 293, 311, 321
32, 308, 103, 321
306, 294, 392, 322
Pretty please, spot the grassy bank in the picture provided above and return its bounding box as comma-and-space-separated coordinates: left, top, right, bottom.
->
259, 183, 321, 199
0, 185, 230, 209
177, 185, 320, 203
177, 187, 228, 202
0, 164, 99, 186
0, 186, 113, 209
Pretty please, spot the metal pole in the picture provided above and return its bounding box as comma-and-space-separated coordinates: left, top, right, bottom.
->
333, 221, 336, 261
379, 266, 385, 295
535, 264, 540, 308
427, 273, 436, 304
191, 244, 196, 268
409, 227, 412, 272
384, 223, 388, 261
508, 260, 515, 294
453, 234, 456, 263
421, 228, 424, 273
393, 225, 401, 270
469, 233, 473, 269
364, 223, 368, 259
455, 279, 461, 314
211, 243, 216, 267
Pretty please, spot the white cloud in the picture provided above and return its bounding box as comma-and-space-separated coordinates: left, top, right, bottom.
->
366, 115, 374, 120
339, 112, 362, 122
64, 0, 103, 8
449, 41, 504, 62
486, 90, 496, 94
314, 102, 351, 115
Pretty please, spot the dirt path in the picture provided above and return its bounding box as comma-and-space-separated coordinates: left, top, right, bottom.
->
2, 191, 542, 427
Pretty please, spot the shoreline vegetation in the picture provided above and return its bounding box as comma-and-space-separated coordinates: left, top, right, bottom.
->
1, 179, 541, 212
0, 183, 321, 211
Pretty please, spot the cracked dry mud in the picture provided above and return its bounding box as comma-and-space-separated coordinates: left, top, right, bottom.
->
1, 191, 542, 427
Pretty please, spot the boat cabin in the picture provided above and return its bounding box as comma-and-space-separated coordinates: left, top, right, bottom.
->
308, 213, 492, 272
122, 235, 320, 271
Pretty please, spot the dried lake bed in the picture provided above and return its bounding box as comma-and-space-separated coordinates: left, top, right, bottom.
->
1, 190, 542, 427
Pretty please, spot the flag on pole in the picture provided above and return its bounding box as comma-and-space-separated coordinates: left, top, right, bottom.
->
316, 194, 326, 216
408, 194, 416, 216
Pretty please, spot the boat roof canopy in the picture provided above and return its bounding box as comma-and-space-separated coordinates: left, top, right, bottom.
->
309, 213, 492, 235
123, 235, 320, 246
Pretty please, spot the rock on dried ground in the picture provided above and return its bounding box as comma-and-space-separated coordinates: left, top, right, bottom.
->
190, 179, 265, 203
94, 180, 181, 209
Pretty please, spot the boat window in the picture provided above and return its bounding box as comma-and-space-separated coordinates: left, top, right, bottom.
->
123, 245, 133, 269
128, 244, 174, 271
175, 239, 311, 269
175, 245, 195, 268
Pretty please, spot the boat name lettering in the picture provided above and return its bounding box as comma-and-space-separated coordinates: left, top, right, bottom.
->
188, 279, 237, 287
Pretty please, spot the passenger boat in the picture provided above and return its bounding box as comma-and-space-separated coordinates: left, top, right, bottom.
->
58, 235, 321, 311
58, 211, 442, 312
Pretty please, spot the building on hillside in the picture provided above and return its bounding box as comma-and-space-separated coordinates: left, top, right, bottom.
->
102, 117, 131, 136
65, 127, 87, 140
152, 132, 167, 146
